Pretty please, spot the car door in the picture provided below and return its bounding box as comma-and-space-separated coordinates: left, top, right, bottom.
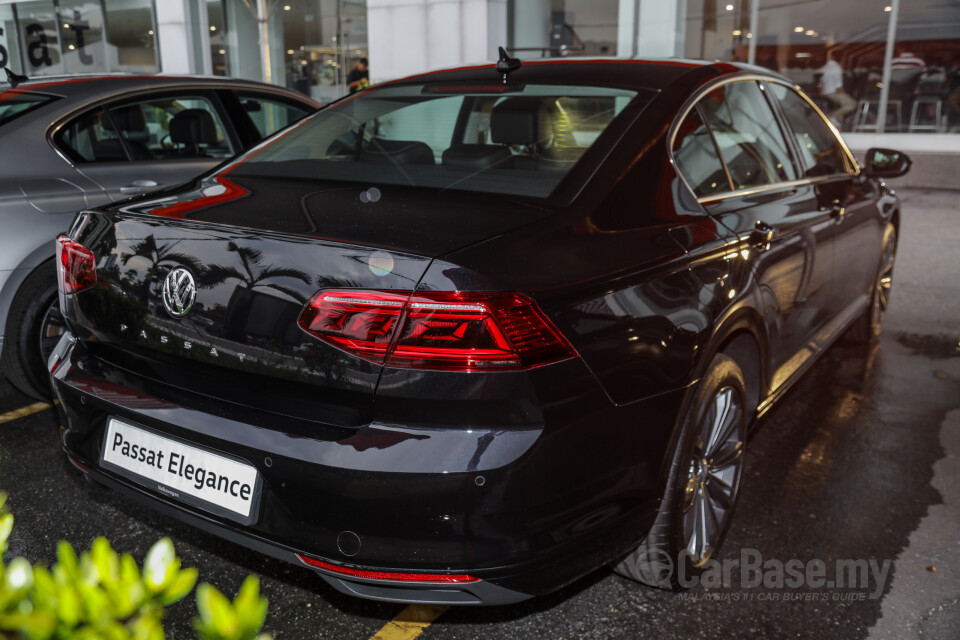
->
673, 79, 837, 390
765, 82, 883, 325
54, 91, 238, 203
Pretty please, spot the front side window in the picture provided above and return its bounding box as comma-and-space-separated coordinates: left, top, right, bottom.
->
107, 94, 235, 161
698, 81, 797, 191
230, 83, 644, 199
769, 83, 854, 177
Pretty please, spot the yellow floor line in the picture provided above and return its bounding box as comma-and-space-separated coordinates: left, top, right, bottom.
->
368, 604, 449, 640
0, 401, 54, 425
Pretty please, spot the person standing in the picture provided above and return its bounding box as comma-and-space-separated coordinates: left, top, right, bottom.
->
347, 58, 369, 93
820, 53, 856, 127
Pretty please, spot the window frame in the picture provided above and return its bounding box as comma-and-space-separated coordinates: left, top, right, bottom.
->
46, 85, 253, 167
667, 74, 861, 206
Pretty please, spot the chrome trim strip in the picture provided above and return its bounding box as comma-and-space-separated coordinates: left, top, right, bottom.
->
666, 73, 861, 206
695, 176, 833, 204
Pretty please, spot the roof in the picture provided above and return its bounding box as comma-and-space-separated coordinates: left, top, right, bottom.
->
0, 73, 320, 105
382, 57, 727, 93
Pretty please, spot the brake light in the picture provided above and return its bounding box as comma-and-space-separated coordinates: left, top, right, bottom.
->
297, 290, 575, 371
56, 234, 96, 294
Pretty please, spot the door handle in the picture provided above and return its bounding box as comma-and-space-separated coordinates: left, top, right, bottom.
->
750, 220, 774, 250
120, 180, 161, 195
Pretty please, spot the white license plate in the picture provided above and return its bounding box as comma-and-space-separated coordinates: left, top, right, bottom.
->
101, 418, 261, 524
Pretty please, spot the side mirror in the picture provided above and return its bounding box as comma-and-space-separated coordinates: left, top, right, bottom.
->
864, 147, 912, 179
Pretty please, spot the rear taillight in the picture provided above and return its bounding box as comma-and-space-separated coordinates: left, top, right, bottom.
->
298, 290, 575, 371
56, 234, 96, 294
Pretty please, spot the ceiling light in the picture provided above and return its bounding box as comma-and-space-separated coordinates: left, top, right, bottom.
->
725, 3, 734, 10
732, 29, 742, 36
746, 33, 753, 38
884, 5, 892, 11
794, 26, 804, 33
284, 4, 292, 10
805, 30, 816, 36
210, 25, 216, 31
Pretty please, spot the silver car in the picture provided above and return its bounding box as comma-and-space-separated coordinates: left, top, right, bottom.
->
0, 73, 318, 399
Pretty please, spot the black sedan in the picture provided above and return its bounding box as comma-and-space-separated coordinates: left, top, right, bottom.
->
50, 56, 910, 605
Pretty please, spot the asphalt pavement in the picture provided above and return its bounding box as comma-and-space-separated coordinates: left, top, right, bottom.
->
0, 187, 957, 640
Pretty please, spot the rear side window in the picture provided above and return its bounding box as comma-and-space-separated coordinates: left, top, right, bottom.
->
236, 93, 314, 139
0, 92, 57, 127
768, 83, 853, 177
672, 105, 729, 198
698, 81, 796, 191
55, 109, 122, 163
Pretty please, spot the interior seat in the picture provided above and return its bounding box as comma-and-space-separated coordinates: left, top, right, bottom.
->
363, 138, 435, 165
170, 109, 220, 156
441, 143, 512, 171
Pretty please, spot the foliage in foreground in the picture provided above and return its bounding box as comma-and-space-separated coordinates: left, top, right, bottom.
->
0, 494, 271, 640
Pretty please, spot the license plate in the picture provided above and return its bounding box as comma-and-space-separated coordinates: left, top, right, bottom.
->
101, 418, 261, 524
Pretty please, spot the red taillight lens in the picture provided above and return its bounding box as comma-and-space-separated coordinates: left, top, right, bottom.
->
296, 291, 407, 364
56, 234, 96, 294
296, 554, 478, 583
298, 290, 575, 371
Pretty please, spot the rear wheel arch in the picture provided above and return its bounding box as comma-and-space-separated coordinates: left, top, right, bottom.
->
693, 306, 769, 415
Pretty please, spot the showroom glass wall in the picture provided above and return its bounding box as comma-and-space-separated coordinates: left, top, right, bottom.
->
0, 0, 157, 76
682, 0, 960, 134
207, 0, 367, 103
509, 0, 619, 57
505, 0, 960, 135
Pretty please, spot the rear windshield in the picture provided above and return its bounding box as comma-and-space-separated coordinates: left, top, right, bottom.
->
0, 92, 57, 127
231, 83, 643, 198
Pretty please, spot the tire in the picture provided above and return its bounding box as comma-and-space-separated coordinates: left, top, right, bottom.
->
847, 223, 896, 343
614, 353, 748, 589
1, 262, 66, 401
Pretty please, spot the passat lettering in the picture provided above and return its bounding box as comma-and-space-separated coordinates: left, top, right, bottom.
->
111, 431, 165, 469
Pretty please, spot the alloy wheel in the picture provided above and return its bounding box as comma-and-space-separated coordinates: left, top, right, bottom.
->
680, 386, 745, 566
871, 238, 896, 333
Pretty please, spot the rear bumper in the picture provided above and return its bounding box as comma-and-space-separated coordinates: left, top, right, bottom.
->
52, 334, 683, 604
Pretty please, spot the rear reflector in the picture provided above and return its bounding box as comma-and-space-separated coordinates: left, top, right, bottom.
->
296, 554, 479, 583
56, 234, 96, 294
298, 290, 575, 371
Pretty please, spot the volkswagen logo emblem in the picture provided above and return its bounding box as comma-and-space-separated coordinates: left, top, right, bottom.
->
162, 267, 197, 318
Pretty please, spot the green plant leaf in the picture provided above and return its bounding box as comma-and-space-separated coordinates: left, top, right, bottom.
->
159, 567, 197, 606
0, 513, 14, 549
195, 583, 237, 639
56, 541, 81, 583
143, 539, 177, 594
233, 576, 267, 635
91, 538, 120, 585
5, 557, 34, 593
